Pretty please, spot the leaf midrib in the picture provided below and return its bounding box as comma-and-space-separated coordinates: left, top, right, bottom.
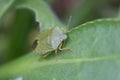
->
37, 55, 120, 67
0, 54, 119, 76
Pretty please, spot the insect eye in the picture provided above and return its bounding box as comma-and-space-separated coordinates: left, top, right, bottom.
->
32, 39, 38, 50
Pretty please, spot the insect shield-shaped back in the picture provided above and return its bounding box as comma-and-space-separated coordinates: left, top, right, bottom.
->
33, 27, 67, 55
51, 27, 67, 49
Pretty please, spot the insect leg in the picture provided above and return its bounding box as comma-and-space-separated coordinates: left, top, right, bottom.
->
39, 52, 50, 61
55, 50, 59, 61
59, 41, 71, 51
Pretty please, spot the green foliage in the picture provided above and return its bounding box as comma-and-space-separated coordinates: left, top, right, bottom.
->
0, 0, 14, 20
68, 0, 119, 27
0, 18, 120, 80
0, 0, 120, 80
8, 8, 36, 61
12, 0, 64, 30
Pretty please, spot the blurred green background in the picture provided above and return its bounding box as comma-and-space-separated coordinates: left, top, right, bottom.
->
0, 0, 120, 65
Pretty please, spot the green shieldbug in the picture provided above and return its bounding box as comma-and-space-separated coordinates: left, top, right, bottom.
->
32, 27, 70, 58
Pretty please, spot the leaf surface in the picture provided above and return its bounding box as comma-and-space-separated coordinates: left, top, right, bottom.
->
0, 0, 13, 19
13, 0, 64, 30
0, 19, 120, 80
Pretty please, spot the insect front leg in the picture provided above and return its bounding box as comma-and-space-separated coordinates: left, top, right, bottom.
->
58, 41, 71, 51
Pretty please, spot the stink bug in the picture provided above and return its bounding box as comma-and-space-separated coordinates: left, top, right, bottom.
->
33, 27, 70, 58
33, 16, 72, 58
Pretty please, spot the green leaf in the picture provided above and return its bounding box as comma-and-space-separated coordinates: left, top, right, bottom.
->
0, 0, 63, 29
0, 18, 120, 80
0, 0, 63, 61
7, 8, 36, 61
68, 0, 116, 27
0, 0, 14, 19
13, 0, 64, 30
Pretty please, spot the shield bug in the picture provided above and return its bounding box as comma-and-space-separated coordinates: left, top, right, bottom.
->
33, 16, 72, 58
33, 27, 70, 58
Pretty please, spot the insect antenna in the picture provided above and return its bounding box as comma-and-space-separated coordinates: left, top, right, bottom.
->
66, 16, 72, 31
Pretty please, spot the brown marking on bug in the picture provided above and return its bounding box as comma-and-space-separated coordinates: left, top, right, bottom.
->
32, 39, 38, 51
